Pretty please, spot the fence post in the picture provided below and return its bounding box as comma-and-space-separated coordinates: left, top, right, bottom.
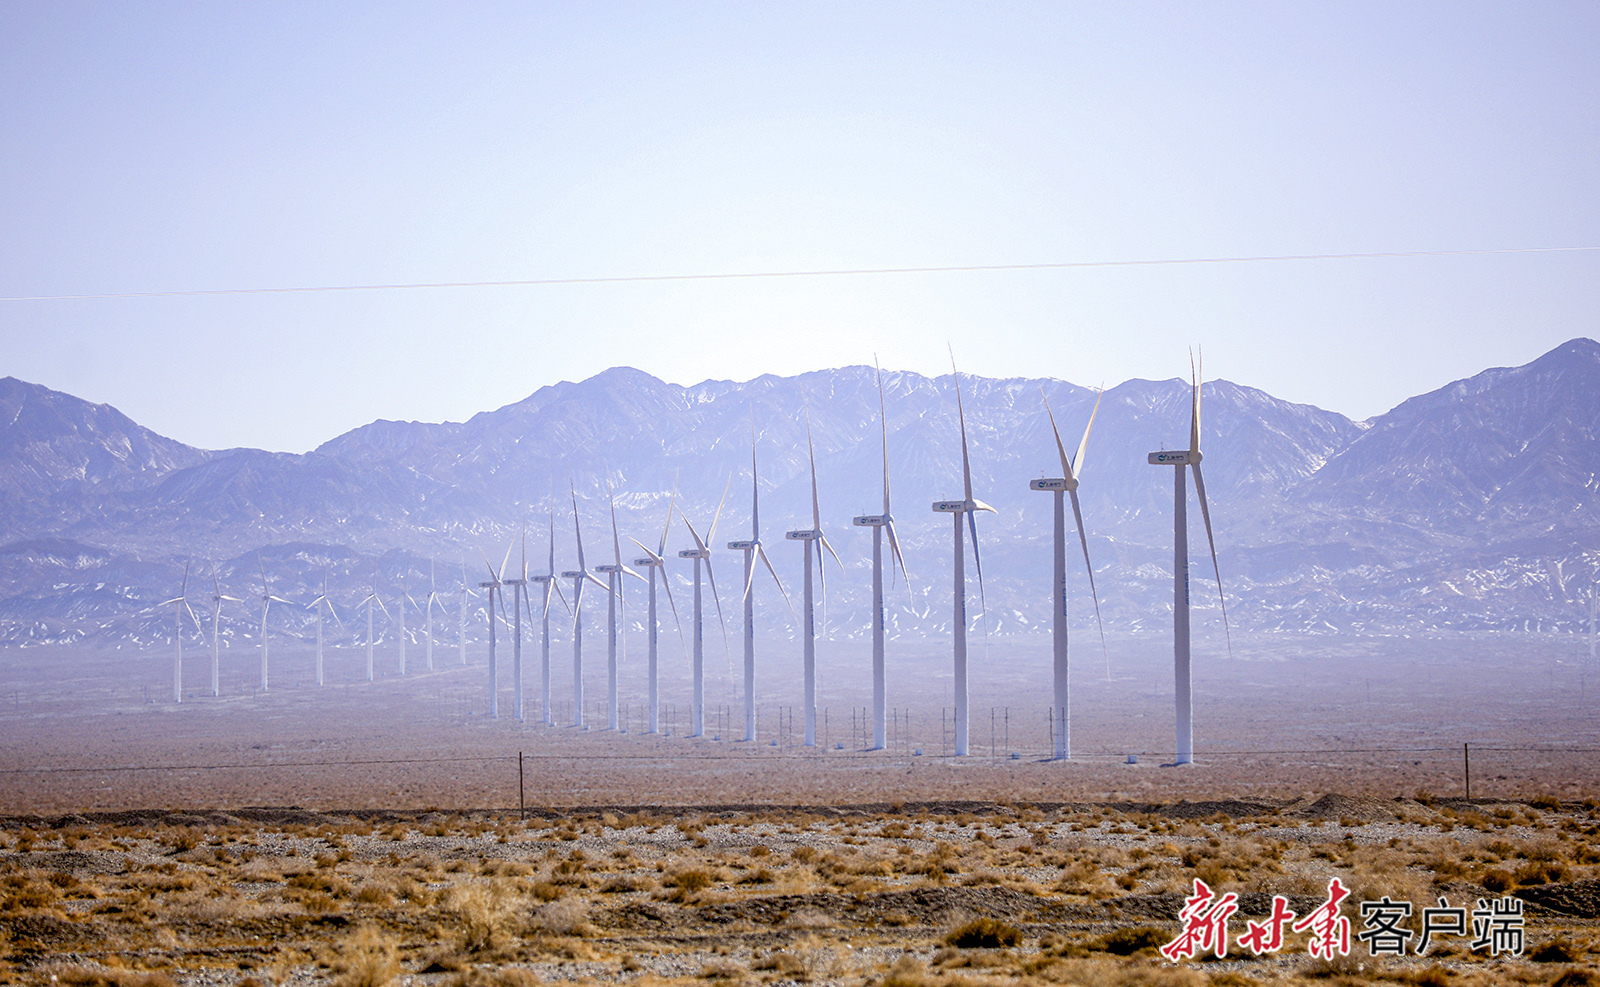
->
518, 750, 525, 821
1464, 742, 1471, 800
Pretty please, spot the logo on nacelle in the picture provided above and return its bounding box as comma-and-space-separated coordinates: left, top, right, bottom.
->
727, 540, 756, 550
559, 570, 583, 578
853, 514, 888, 526
678, 549, 708, 559
785, 529, 821, 540
1147, 450, 1195, 465
932, 500, 966, 512
633, 558, 657, 568
1029, 478, 1068, 491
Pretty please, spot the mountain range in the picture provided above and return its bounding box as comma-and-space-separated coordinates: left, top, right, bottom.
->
2, 338, 1596, 649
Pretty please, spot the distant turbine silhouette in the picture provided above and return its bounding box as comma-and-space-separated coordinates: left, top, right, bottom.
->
1031, 387, 1108, 759
631, 481, 685, 734
359, 571, 391, 683
931, 355, 994, 756
729, 422, 791, 743
786, 407, 842, 747
679, 479, 731, 738
208, 568, 241, 697
479, 539, 513, 719
158, 563, 203, 703
562, 482, 609, 728
595, 475, 643, 731
852, 362, 909, 750
256, 559, 293, 692
307, 569, 344, 687
1146, 353, 1232, 765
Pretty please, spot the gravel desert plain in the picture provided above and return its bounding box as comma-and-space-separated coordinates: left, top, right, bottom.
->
1, 632, 1597, 987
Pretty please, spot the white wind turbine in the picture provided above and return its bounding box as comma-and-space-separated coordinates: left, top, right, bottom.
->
158, 563, 204, 703
561, 483, 609, 728
359, 571, 391, 683
457, 557, 473, 666
931, 357, 995, 757
504, 535, 528, 722
424, 562, 441, 672
530, 501, 569, 726
852, 363, 909, 750
1146, 355, 1232, 765
786, 409, 843, 747
1031, 387, 1108, 760
678, 480, 731, 738
729, 425, 791, 743
396, 572, 418, 676
208, 569, 241, 697
595, 477, 644, 731
631, 483, 685, 734
256, 560, 293, 692
307, 569, 344, 687
478, 540, 513, 719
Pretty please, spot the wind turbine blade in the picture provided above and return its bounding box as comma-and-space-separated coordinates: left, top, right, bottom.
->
180, 562, 191, 597
571, 481, 588, 571
885, 519, 911, 585
585, 571, 609, 592
708, 474, 731, 543
330, 601, 346, 630
629, 536, 662, 564
680, 507, 706, 551
1074, 387, 1102, 479
268, 595, 293, 605
479, 548, 498, 583
220, 595, 242, 603
1190, 461, 1234, 657
951, 348, 976, 504
521, 528, 528, 582
966, 509, 987, 614
184, 600, 204, 637
551, 578, 571, 616
741, 549, 759, 603
1190, 349, 1202, 455
658, 476, 678, 557
547, 498, 557, 574
750, 415, 761, 541
804, 403, 822, 532
1042, 388, 1074, 482
876, 356, 891, 515
608, 473, 624, 568
704, 556, 729, 654
658, 571, 686, 656
756, 545, 794, 617
376, 595, 391, 617
1068, 487, 1110, 677
500, 536, 514, 585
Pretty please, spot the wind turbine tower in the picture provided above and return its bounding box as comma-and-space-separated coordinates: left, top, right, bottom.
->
209, 570, 241, 697
729, 427, 790, 743
308, 570, 343, 687
159, 563, 202, 703
852, 364, 908, 751
359, 572, 391, 683
530, 502, 565, 725
1030, 388, 1108, 760
257, 561, 292, 692
595, 478, 642, 731
504, 536, 527, 722
631, 484, 682, 734
678, 482, 730, 738
561, 484, 609, 728
931, 358, 995, 757
1146, 357, 1231, 765
786, 410, 841, 747
479, 541, 511, 719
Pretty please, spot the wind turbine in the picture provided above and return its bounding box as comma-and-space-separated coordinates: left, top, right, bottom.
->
504, 535, 527, 722
561, 482, 609, 728
208, 569, 241, 697
786, 409, 842, 747
479, 540, 513, 719
1146, 355, 1231, 765
931, 357, 995, 757
396, 572, 418, 676
852, 363, 909, 750
678, 479, 731, 738
594, 476, 643, 731
424, 561, 441, 671
1031, 387, 1108, 760
729, 424, 791, 743
529, 501, 568, 726
159, 563, 203, 703
359, 571, 391, 683
631, 483, 685, 734
256, 560, 293, 692
457, 557, 473, 666
307, 570, 344, 687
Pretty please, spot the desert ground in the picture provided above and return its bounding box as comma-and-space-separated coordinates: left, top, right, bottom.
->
0, 632, 1597, 985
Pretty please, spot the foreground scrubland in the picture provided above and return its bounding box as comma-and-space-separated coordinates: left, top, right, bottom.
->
3, 794, 1599, 987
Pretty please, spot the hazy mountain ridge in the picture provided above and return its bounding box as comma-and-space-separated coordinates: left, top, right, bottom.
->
1, 341, 1596, 647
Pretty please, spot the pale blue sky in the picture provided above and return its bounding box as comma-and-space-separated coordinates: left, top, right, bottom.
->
2, 1, 1596, 452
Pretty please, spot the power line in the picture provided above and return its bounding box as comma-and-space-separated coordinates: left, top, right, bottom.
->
3, 245, 1597, 303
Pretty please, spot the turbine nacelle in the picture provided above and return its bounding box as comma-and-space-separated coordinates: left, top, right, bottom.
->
559, 570, 584, 579
785, 529, 822, 541
633, 557, 661, 568
528, 574, 553, 584
1029, 477, 1078, 492
678, 548, 710, 560
503, 578, 527, 587
852, 514, 889, 526
932, 499, 996, 514
726, 539, 757, 551
1148, 450, 1200, 465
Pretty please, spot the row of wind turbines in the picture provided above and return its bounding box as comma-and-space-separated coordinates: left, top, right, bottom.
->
158, 358, 1228, 764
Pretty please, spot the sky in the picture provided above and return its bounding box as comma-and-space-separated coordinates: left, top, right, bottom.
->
1, 1, 1597, 453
